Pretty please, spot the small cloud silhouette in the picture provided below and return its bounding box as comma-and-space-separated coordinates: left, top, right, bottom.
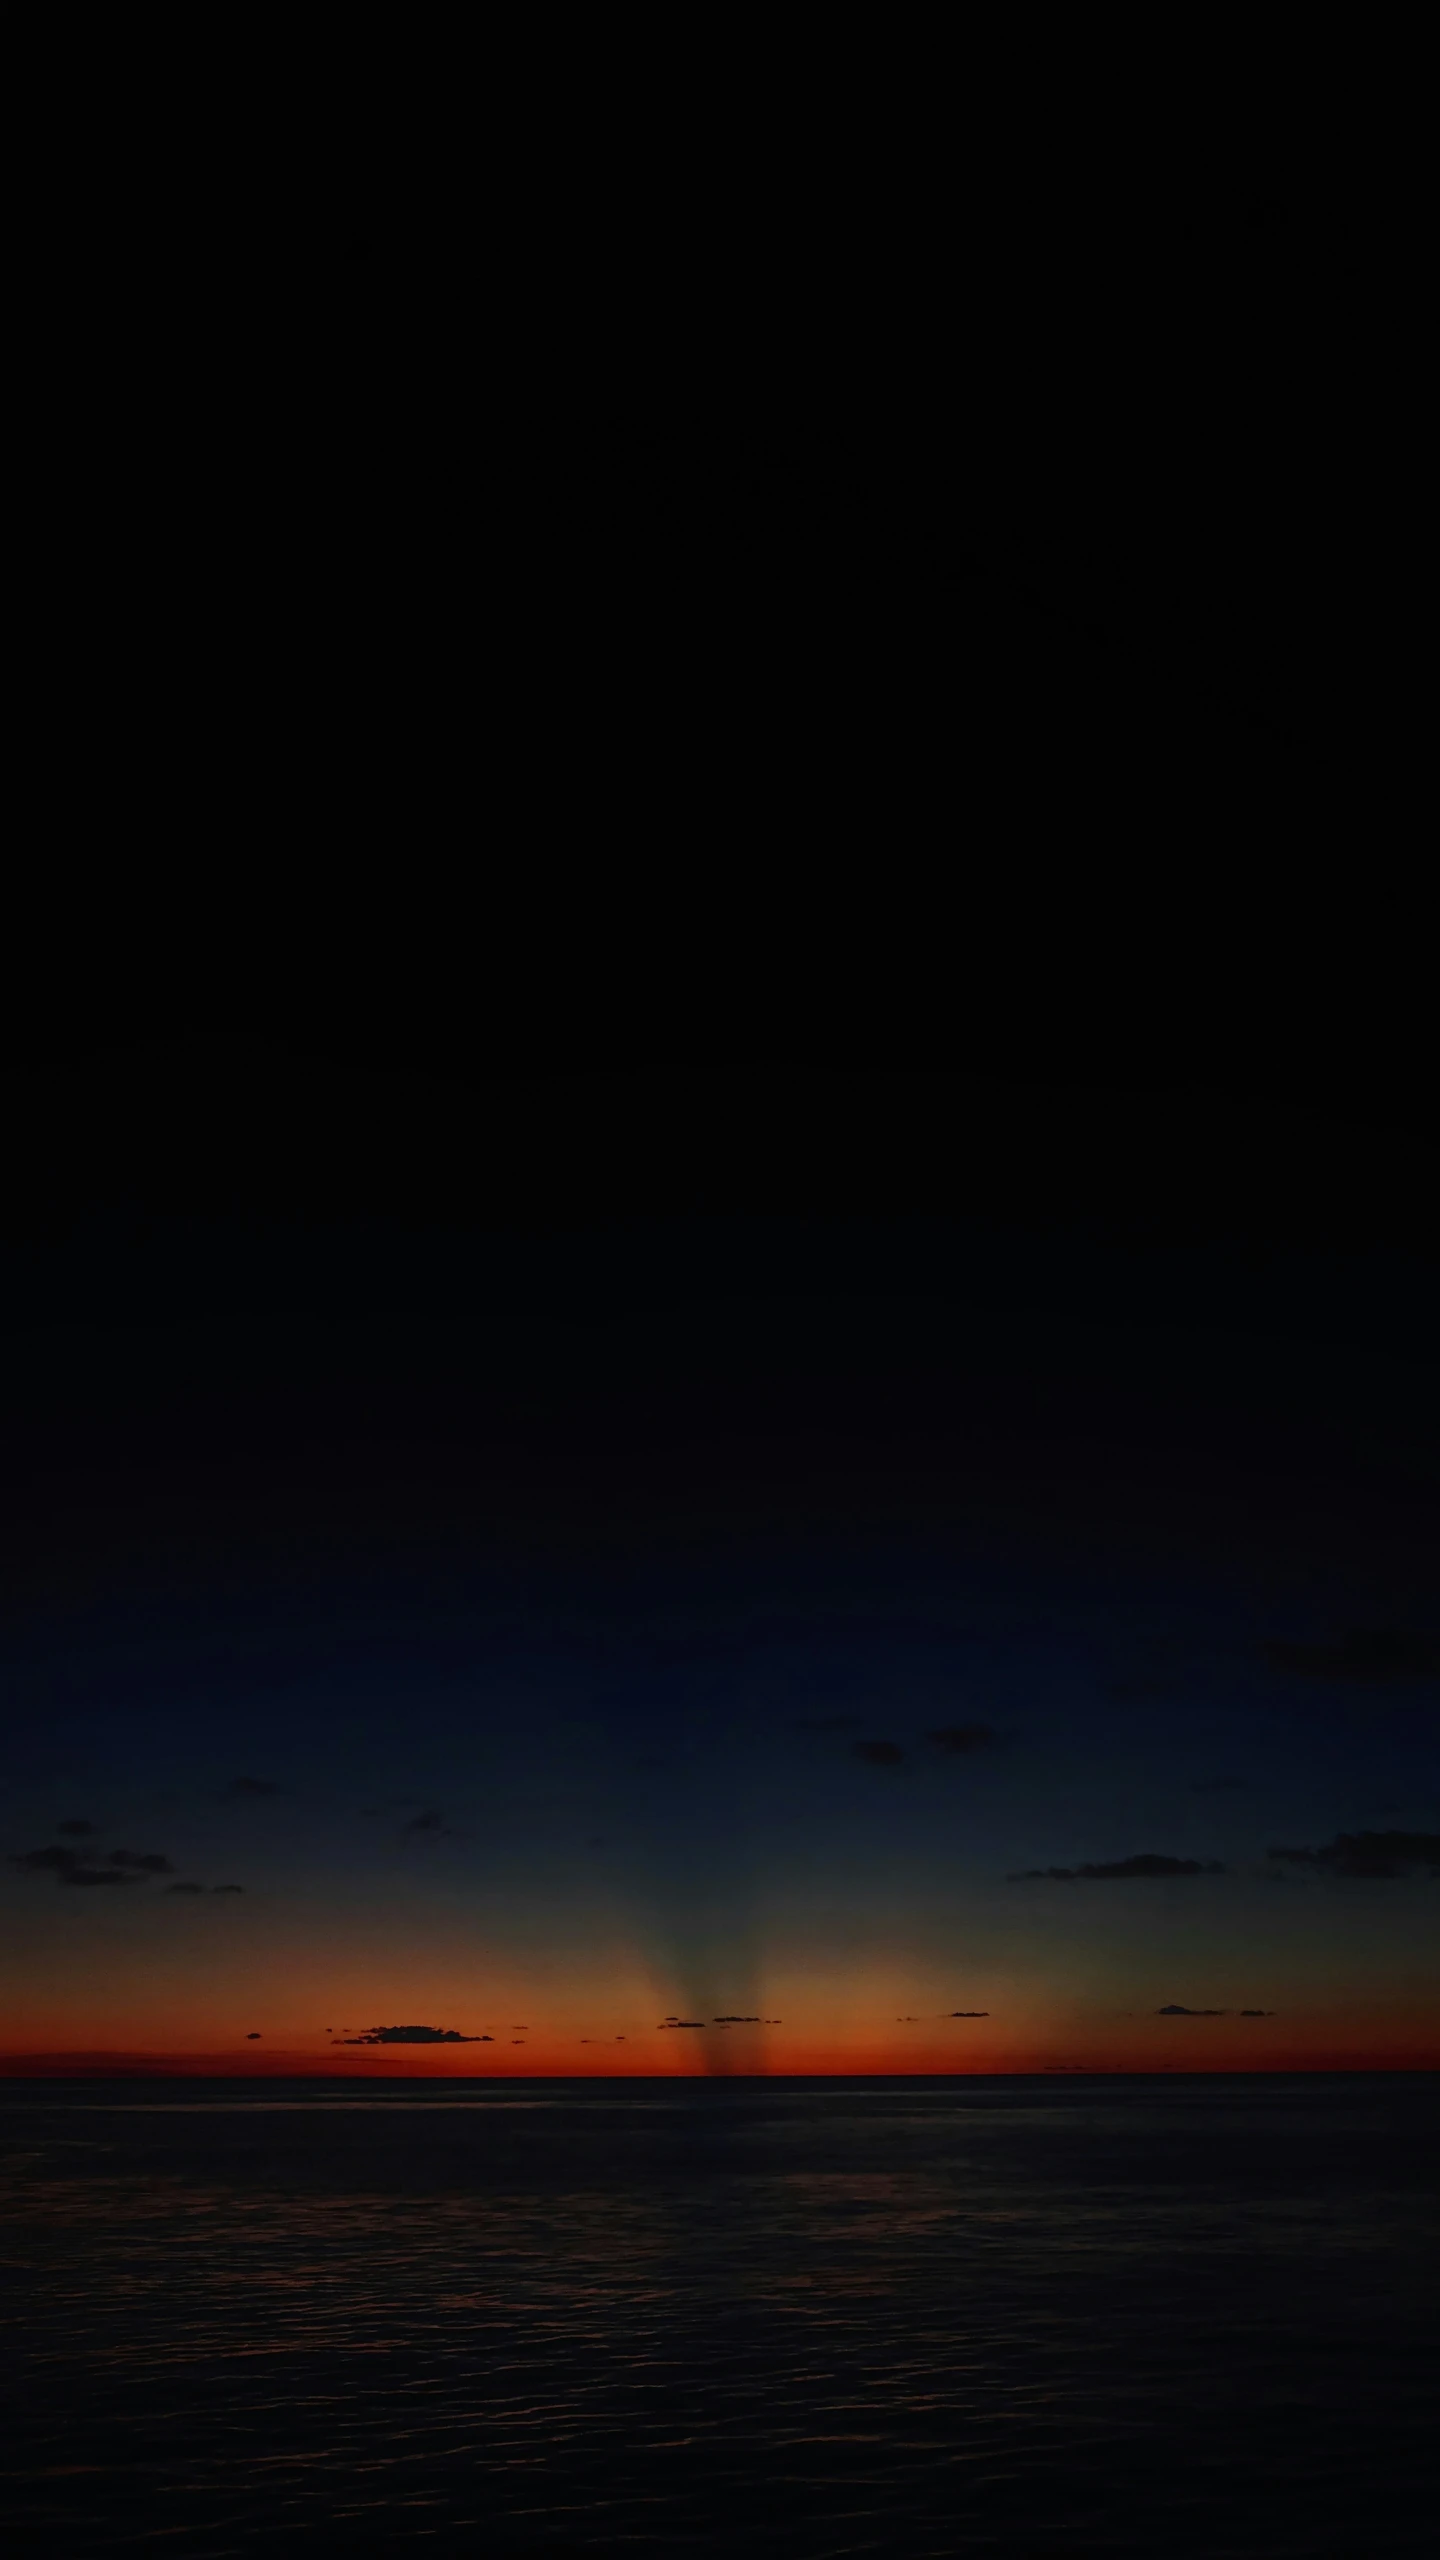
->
926, 1724, 996, 1754
948, 2011, 989, 2017
212, 1884, 244, 1894
222, 1778, 281, 1800
13, 1845, 143, 1887
339, 2024, 484, 2044
1262, 1629, 1439, 1682
1267, 1830, 1440, 1879
658, 2018, 705, 2028
165, 1882, 206, 1895
57, 1819, 96, 1836
1239, 2009, 1276, 2017
713, 2015, 760, 2023
247, 2032, 261, 2039
1010, 1856, 1225, 1882
109, 1850, 176, 1874
1156, 2004, 1227, 2015
853, 1740, 904, 1766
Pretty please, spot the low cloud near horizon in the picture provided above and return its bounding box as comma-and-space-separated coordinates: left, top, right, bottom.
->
1010, 1855, 1226, 1883
13, 1843, 177, 1887
1268, 1830, 1440, 1879
338, 2024, 483, 2045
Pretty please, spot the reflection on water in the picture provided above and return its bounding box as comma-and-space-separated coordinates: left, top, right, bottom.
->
1, 2076, 1435, 2554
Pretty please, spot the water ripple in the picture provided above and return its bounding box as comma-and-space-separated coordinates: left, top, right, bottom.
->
0, 2077, 1436, 2553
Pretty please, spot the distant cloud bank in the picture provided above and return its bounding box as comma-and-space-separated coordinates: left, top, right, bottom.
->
1010, 1855, 1225, 1882
1268, 1830, 1440, 1878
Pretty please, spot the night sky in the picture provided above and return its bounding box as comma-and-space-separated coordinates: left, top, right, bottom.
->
2, 1053, 1436, 2074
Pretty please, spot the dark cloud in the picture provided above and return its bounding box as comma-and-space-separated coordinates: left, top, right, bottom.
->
222, 1778, 281, 1799
247, 2032, 261, 2039
948, 2010, 990, 2017
1191, 1778, 1246, 1793
1262, 1629, 1439, 1682
165, 1882, 206, 1895
108, 1850, 176, 1873
57, 1819, 96, 1836
658, 2017, 705, 2028
853, 1739, 904, 1766
338, 2024, 484, 2044
399, 1808, 470, 1843
1267, 1830, 1440, 1879
1239, 2010, 1276, 2017
714, 2015, 761, 2022
12, 1844, 140, 1886
212, 1883, 244, 1893
926, 1724, 997, 1754
897, 2016, 920, 2022
1156, 2004, 1227, 2015
1009, 1855, 1226, 1882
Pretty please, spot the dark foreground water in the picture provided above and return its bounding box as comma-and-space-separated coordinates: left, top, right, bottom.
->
1, 2076, 1436, 2557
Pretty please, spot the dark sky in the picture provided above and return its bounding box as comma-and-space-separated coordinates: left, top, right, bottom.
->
1, 1053, 1435, 2070
10, 109, 1429, 2067
10, 70, 1430, 2077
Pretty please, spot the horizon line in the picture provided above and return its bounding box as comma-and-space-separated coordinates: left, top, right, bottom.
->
2, 2061, 1436, 2082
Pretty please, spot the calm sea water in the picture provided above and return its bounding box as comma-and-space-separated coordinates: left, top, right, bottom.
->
1, 2075, 1436, 2556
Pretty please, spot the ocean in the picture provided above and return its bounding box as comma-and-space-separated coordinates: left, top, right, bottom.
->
1, 2074, 1436, 2555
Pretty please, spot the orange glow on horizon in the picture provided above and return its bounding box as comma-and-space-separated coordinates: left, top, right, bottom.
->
4, 1951, 1435, 2080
